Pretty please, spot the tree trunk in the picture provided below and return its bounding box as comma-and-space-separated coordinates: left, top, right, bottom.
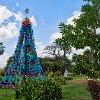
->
90, 28, 96, 62
63, 48, 68, 77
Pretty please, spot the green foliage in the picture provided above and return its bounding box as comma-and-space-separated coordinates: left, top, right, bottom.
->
87, 80, 100, 100
0, 71, 5, 77
0, 75, 3, 80
16, 78, 62, 100
39, 57, 68, 73
52, 71, 61, 77
71, 49, 100, 78
62, 82, 92, 100
4, 56, 12, 72
65, 76, 73, 80
55, 0, 100, 79
52, 76, 66, 85
55, 24, 72, 72
0, 42, 5, 55
56, 23, 72, 53
45, 71, 66, 85
0, 56, 13, 77
0, 77, 92, 100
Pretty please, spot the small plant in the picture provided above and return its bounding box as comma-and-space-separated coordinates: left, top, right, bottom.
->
0, 75, 3, 80
53, 71, 61, 77
52, 76, 66, 85
87, 80, 100, 100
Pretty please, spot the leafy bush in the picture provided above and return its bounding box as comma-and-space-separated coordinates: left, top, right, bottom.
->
52, 76, 66, 85
46, 71, 53, 79
69, 73, 77, 77
0, 71, 5, 77
0, 75, 2, 80
87, 80, 100, 100
53, 71, 61, 77
65, 76, 73, 80
16, 78, 62, 100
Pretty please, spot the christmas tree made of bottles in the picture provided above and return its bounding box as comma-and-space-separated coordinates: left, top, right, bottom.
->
0, 10, 46, 89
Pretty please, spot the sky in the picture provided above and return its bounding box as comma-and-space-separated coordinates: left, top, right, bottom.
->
0, 0, 86, 68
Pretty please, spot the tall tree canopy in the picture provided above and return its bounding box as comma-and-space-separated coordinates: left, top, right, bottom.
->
55, 0, 100, 78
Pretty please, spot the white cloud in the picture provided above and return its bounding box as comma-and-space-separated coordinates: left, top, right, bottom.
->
16, 3, 19, 7
49, 11, 81, 44
0, 5, 13, 24
0, 5, 38, 68
66, 11, 82, 25
14, 11, 22, 22
48, 11, 89, 59
49, 32, 62, 43
0, 22, 19, 42
30, 16, 37, 26
36, 42, 46, 57
0, 41, 46, 68
0, 5, 37, 42
0, 53, 11, 68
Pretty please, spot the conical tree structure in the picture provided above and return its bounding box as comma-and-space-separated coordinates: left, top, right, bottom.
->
0, 18, 46, 89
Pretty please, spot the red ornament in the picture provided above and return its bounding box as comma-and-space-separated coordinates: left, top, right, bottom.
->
32, 39, 35, 42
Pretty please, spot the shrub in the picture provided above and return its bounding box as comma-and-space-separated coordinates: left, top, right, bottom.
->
53, 71, 61, 77
45, 71, 53, 79
0, 75, 2, 80
0, 71, 5, 77
65, 76, 73, 80
16, 78, 62, 100
52, 76, 66, 85
87, 80, 100, 100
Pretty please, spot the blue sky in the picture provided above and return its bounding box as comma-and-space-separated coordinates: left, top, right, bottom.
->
0, 0, 84, 68
0, 0, 83, 43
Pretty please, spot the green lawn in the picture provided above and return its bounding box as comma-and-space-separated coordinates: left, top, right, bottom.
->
0, 89, 15, 100
0, 76, 92, 100
62, 82, 92, 100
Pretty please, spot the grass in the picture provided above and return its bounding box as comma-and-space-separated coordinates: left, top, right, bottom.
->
0, 75, 92, 100
62, 81, 92, 100
0, 89, 15, 100
61, 75, 92, 100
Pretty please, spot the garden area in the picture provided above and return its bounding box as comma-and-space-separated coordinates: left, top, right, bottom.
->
0, 75, 93, 100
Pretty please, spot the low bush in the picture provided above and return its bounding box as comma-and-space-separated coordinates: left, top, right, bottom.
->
16, 78, 62, 100
52, 76, 66, 85
53, 71, 61, 77
87, 80, 100, 100
0, 75, 2, 80
65, 76, 73, 80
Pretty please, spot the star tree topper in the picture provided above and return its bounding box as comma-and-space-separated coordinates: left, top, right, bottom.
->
25, 8, 29, 18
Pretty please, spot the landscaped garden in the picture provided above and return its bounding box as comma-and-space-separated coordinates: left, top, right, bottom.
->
0, 0, 100, 100
0, 75, 93, 100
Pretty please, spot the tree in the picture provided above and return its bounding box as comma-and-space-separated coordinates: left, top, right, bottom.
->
55, 0, 100, 78
44, 43, 71, 73
72, 0, 100, 78
0, 42, 5, 55
44, 43, 61, 61
2, 56, 13, 74
55, 24, 72, 76
71, 49, 100, 78
39, 56, 71, 73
